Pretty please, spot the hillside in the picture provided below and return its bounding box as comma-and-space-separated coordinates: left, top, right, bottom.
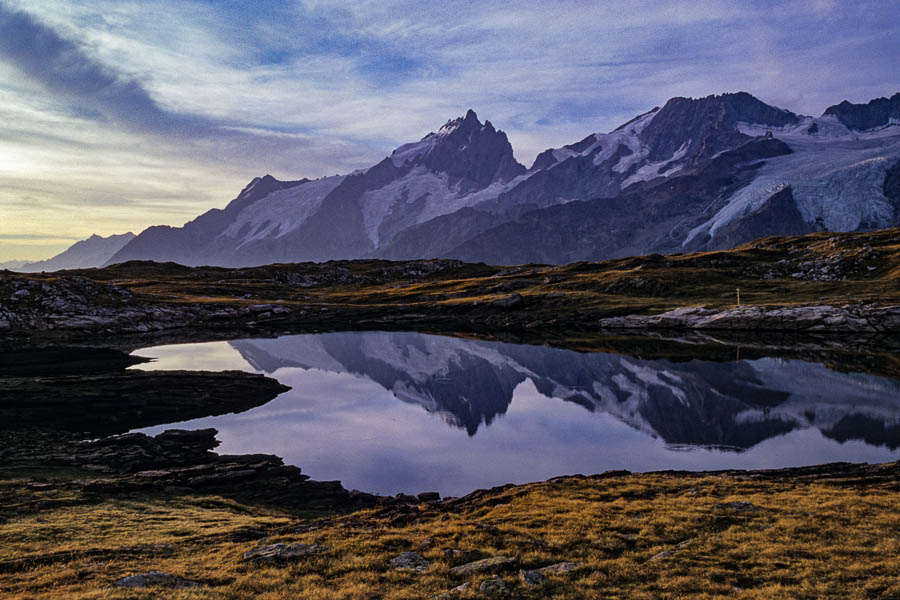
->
19, 232, 135, 272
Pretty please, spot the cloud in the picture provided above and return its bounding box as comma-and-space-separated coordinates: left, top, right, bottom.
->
0, 233, 80, 240
0, 0, 897, 260
0, 2, 355, 174
0, 3, 211, 137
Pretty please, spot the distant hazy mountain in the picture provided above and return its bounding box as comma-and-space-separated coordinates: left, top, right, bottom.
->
20, 232, 135, 272
0, 260, 28, 270
108, 92, 900, 267
229, 332, 900, 449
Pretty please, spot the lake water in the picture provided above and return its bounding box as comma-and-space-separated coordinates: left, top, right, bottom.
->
131, 331, 900, 496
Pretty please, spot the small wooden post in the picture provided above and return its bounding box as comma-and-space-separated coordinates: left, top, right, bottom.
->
736, 288, 741, 306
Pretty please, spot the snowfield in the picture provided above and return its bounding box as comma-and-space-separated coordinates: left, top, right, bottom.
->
685, 127, 900, 245
223, 175, 346, 246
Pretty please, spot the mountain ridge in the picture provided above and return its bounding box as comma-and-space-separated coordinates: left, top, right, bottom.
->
105, 91, 900, 268
19, 232, 135, 272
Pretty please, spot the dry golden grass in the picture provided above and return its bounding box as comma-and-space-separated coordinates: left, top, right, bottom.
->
2, 473, 899, 599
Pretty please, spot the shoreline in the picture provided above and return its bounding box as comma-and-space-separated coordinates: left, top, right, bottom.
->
2, 228, 899, 348
3, 427, 898, 597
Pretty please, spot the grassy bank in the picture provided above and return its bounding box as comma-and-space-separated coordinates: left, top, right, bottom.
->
2, 466, 899, 599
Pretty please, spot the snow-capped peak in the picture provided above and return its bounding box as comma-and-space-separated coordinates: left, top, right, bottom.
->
437, 109, 480, 136
391, 109, 485, 167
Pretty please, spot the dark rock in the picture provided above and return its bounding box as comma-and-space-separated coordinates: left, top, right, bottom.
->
154, 428, 220, 451
706, 187, 810, 251
478, 577, 511, 596
823, 93, 900, 131
0, 369, 289, 436
0, 347, 148, 377
417, 491, 441, 502
519, 569, 545, 587
420, 537, 436, 549
884, 161, 900, 221
491, 293, 522, 308
2, 427, 371, 512
390, 551, 430, 572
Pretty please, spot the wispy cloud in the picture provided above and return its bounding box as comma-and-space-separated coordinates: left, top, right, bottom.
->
0, 0, 897, 260
0, 3, 212, 137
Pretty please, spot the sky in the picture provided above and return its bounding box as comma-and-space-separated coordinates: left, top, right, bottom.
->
0, 0, 898, 261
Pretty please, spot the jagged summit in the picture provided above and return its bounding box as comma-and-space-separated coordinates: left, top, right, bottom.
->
824, 92, 900, 131
437, 108, 482, 135
389, 109, 525, 190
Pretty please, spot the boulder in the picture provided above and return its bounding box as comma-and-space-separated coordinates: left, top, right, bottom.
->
519, 569, 545, 587
478, 577, 511, 596
537, 561, 581, 575
449, 556, 518, 576
242, 542, 328, 563
390, 551, 431, 572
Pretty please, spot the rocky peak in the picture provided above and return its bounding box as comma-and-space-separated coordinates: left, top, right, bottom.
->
823, 92, 900, 131
639, 91, 800, 164
391, 110, 525, 191
437, 108, 482, 136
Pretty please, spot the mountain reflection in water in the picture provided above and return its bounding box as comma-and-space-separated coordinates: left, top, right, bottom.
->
133, 332, 900, 495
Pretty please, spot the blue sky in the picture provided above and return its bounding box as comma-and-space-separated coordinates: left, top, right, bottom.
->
0, 0, 898, 260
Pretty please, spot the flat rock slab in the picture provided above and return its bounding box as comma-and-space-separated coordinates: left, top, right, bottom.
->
537, 561, 581, 575
243, 542, 328, 563
390, 551, 431, 572
449, 556, 518, 576
114, 571, 198, 588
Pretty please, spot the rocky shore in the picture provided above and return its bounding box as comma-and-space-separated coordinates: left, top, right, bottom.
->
0, 368, 290, 435
0, 428, 377, 514
599, 303, 900, 333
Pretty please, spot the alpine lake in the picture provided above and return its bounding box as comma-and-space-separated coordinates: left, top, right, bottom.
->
128, 331, 900, 497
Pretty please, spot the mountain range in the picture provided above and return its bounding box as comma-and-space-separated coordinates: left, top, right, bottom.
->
19, 91, 900, 270
16, 233, 135, 273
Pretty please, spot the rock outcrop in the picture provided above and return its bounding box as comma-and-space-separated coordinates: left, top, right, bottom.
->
600, 304, 900, 333
824, 93, 900, 131
2, 428, 376, 511
0, 370, 290, 435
